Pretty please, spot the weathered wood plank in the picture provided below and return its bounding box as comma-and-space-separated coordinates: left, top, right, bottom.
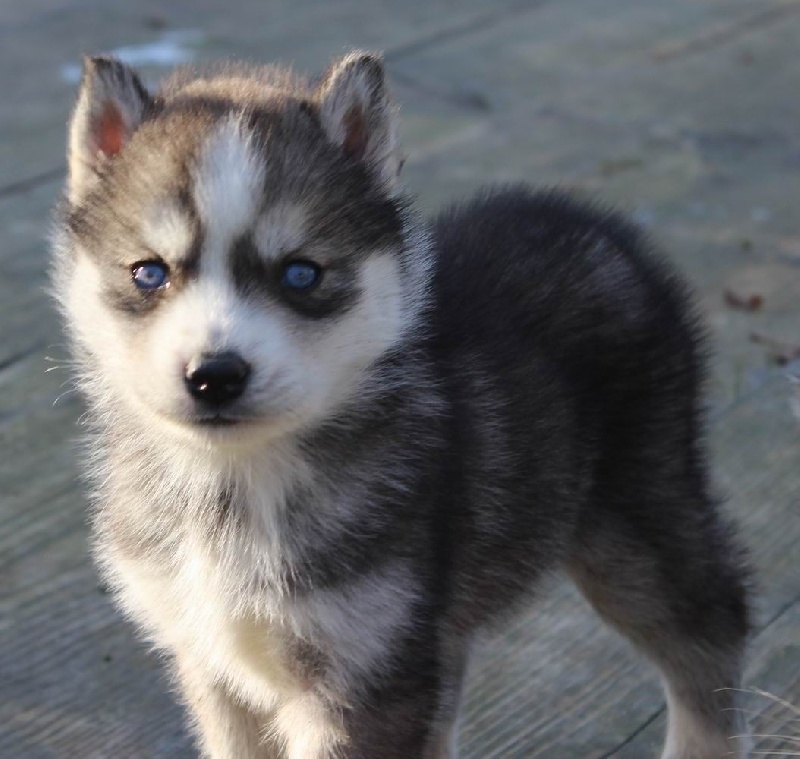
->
0, 0, 530, 188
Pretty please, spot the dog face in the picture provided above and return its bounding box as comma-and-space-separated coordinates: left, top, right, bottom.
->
56, 54, 429, 447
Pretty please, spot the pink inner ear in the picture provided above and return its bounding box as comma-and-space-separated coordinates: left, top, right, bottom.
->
342, 105, 368, 161
94, 102, 127, 157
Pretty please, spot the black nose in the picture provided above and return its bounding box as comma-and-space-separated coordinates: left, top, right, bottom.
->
184, 352, 251, 405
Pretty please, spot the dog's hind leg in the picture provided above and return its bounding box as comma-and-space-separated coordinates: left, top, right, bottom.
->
568, 482, 751, 759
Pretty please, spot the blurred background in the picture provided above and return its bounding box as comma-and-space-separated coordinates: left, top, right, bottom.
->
2, 1, 799, 756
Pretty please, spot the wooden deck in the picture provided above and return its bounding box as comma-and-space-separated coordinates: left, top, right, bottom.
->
2, 1, 800, 756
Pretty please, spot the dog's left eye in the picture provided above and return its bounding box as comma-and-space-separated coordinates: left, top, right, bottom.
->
281, 261, 322, 291
132, 261, 169, 290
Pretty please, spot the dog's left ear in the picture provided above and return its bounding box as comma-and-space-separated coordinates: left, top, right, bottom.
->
67, 56, 151, 204
317, 52, 401, 193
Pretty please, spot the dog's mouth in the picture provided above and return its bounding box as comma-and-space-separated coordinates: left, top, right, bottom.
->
142, 403, 296, 448
190, 414, 265, 429
194, 416, 242, 427
176, 410, 294, 448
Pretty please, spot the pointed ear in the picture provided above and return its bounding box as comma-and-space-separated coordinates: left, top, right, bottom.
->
67, 56, 151, 204
317, 52, 401, 193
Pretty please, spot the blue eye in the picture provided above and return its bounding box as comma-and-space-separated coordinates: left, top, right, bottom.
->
132, 261, 169, 290
281, 261, 321, 291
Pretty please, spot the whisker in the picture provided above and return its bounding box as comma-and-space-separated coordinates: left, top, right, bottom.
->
747, 734, 800, 742
52, 388, 77, 407
749, 688, 800, 717
723, 705, 800, 723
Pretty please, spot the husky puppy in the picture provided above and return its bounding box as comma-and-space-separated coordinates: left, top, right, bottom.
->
53, 51, 751, 759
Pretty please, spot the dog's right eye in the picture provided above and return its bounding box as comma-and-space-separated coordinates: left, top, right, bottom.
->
132, 261, 169, 290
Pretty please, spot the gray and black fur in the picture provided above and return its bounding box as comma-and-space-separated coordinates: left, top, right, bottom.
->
53, 52, 751, 758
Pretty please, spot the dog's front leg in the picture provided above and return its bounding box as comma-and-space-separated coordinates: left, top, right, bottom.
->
174, 658, 278, 759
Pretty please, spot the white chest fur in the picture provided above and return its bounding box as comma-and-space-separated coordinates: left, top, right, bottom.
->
111, 538, 421, 712
112, 543, 301, 709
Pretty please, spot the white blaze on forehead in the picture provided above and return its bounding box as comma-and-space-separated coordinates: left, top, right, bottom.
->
192, 117, 265, 254
142, 201, 194, 262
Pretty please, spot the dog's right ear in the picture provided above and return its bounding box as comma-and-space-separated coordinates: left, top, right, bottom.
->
67, 56, 151, 204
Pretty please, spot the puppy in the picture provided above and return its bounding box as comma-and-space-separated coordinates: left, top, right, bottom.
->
53, 51, 751, 758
